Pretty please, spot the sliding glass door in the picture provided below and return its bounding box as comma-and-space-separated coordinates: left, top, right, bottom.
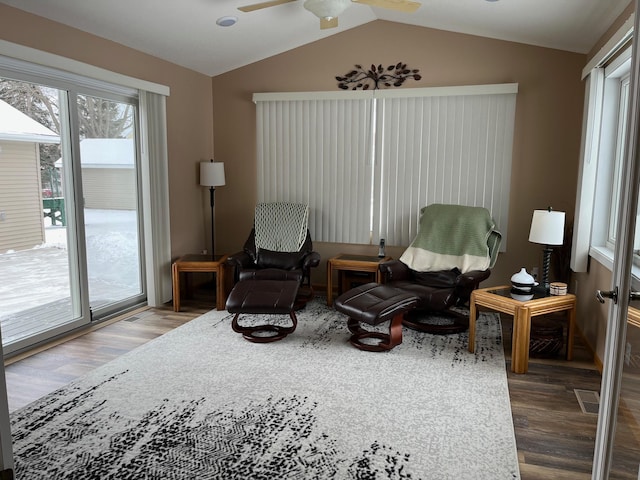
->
76, 93, 144, 318
0, 76, 144, 354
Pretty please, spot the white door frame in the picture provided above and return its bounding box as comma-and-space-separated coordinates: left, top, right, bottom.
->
592, 3, 640, 478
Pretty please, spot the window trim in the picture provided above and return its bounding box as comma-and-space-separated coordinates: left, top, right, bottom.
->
572, 41, 633, 274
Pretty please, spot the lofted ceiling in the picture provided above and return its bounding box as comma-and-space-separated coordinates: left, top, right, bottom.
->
0, 0, 632, 77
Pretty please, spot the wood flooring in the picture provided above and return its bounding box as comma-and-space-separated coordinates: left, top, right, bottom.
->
4, 285, 605, 479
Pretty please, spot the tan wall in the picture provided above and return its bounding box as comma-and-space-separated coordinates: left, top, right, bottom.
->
0, 141, 44, 252
212, 20, 586, 291
0, 3, 214, 258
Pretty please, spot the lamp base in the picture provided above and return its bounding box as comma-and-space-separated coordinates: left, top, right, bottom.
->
532, 283, 550, 295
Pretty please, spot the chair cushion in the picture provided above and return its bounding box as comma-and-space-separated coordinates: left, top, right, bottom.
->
238, 268, 303, 282
256, 248, 304, 270
334, 283, 418, 326
226, 280, 299, 314
412, 268, 460, 288
387, 281, 455, 311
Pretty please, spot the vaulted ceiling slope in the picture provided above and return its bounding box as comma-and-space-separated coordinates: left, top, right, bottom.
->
0, 0, 632, 77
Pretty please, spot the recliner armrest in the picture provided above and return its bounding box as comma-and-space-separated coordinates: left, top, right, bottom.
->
379, 259, 410, 283
455, 269, 491, 288
302, 251, 321, 270
226, 251, 255, 270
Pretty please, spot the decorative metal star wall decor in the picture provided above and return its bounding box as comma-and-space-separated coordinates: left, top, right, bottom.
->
336, 63, 421, 90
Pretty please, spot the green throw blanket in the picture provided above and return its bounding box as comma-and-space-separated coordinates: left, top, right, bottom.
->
399, 204, 502, 274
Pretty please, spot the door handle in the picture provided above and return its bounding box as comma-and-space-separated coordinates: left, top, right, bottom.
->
630, 291, 640, 302
596, 287, 618, 304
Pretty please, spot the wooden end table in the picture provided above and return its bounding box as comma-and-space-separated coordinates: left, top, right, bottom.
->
468, 285, 576, 374
326, 254, 392, 306
172, 254, 230, 311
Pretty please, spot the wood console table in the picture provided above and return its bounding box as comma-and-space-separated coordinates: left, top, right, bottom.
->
172, 254, 229, 311
326, 254, 392, 306
468, 285, 576, 374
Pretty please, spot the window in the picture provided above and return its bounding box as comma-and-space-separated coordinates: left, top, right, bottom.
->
571, 7, 640, 275
607, 72, 630, 250
572, 45, 633, 273
254, 84, 517, 248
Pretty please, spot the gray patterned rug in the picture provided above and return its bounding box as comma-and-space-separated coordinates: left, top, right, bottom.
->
11, 298, 520, 479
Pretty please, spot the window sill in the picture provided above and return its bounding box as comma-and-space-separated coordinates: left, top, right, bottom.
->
589, 245, 640, 288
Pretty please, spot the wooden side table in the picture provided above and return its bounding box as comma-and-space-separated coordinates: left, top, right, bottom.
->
326, 254, 392, 306
172, 254, 230, 311
468, 285, 576, 374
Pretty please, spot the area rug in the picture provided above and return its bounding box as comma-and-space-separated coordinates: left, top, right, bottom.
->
11, 298, 520, 479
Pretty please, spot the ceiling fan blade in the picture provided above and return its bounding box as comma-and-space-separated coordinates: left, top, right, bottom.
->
320, 17, 339, 29
238, 0, 296, 12
353, 0, 420, 13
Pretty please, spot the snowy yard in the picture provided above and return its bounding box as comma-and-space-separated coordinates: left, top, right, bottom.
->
0, 209, 141, 319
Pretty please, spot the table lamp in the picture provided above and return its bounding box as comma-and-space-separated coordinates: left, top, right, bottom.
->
528, 207, 565, 293
200, 160, 226, 256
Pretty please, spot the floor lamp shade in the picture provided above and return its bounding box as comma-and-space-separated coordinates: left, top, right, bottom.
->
200, 161, 226, 187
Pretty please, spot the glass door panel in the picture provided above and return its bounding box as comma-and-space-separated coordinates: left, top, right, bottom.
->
594, 6, 640, 477
608, 304, 640, 478
77, 94, 144, 317
0, 79, 85, 352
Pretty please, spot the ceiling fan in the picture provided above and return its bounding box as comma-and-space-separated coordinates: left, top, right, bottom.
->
238, 0, 420, 30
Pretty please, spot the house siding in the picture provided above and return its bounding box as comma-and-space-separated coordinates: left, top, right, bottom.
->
0, 141, 44, 252
82, 168, 136, 210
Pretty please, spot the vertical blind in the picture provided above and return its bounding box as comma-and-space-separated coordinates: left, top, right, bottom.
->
256, 95, 374, 244
254, 84, 517, 248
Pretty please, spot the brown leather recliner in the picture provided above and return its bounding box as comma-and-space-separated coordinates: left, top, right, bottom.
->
378, 203, 501, 334
378, 262, 491, 333
226, 228, 321, 304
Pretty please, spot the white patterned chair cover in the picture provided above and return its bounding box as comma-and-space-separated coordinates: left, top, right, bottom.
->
254, 202, 309, 253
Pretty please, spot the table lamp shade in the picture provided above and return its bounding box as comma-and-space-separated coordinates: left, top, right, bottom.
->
200, 161, 226, 187
529, 209, 565, 245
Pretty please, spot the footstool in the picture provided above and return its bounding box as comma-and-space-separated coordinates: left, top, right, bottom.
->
226, 279, 300, 343
334, 283, 419, 352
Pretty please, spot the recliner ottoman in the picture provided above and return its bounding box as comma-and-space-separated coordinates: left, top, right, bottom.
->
226, 279, 300, 343
334, 282, 419, 352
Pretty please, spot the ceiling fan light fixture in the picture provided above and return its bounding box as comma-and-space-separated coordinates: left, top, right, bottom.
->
303, 0, 351, 20
216, 16, 238, 27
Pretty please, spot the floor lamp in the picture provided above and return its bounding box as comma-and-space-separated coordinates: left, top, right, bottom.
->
199, 160, 226, 256
528, 207, 565, 293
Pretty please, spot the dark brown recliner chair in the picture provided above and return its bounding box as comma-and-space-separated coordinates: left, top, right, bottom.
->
379, 203, 501, 334
226, 227, 320, 303
226, 202, 321, 306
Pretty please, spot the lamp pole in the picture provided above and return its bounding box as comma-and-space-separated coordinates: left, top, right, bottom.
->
209, 186, 216, 257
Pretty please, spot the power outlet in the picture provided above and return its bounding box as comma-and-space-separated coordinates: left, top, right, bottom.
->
626, 342, 632, 366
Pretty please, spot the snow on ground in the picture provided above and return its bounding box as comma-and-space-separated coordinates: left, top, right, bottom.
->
0, 209, 141, 318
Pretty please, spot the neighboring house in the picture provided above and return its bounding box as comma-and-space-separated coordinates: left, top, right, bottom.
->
55, 138, 136, 210
0, 99, 59, 253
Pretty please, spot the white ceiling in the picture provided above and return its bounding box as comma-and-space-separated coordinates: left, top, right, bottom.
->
1, 0, 632, 77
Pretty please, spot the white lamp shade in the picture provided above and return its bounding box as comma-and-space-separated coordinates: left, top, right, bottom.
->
200, 161, 226, 187
303, 0, 350, 18
528, 209, 565, 245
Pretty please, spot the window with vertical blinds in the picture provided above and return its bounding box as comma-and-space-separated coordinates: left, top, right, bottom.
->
254, 84, 517, 248
256, 94, 374, 244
